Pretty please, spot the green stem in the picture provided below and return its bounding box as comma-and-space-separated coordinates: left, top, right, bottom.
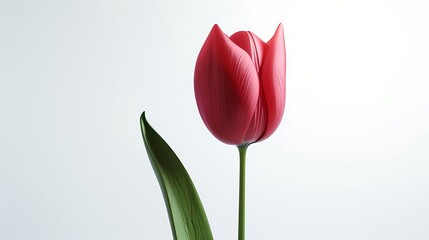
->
238, 145, 248, 240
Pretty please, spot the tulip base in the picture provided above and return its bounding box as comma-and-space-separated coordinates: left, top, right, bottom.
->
238, 145, 248, 240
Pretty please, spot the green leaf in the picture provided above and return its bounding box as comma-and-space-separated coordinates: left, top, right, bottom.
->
140, 112, 214, 240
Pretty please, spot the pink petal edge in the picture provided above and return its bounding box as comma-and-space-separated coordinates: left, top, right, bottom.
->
259, 23, 286, 141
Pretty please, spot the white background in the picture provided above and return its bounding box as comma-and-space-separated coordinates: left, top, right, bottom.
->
1, 0, 429, 239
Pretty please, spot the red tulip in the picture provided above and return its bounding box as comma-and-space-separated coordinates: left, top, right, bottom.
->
194, 24, 286, 146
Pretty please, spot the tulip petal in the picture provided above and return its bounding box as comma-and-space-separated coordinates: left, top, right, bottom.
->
243, 95, 268, 143
194, 24, 260, 145
260, 23, 286, 141
230, 31, 265, 73
230, 31, 269, 143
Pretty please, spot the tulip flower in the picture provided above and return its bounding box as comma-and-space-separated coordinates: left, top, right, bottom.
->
140, 24, 286, 240
194, 24, 286, 146
194, 24, 286, 240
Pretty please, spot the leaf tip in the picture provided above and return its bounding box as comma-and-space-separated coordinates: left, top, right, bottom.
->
140, 111, 146, 121
140, 111, 149, 137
